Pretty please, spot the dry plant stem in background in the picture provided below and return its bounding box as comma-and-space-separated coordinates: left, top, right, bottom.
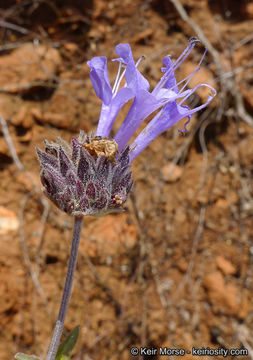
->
46, 216, 83, 360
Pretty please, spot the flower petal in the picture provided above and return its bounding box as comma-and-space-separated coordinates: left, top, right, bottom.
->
161, 56, 179, 93
114, 89, 165, 150
129, 84, 216, 162
96, 87, 133, 137
153, 37, 198, 96
115, 44, 149, 92
87, 56, 112, 105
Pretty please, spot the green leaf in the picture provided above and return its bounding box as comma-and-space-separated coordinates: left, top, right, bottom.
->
14, 353, 40, 360
55, 326, 80, 360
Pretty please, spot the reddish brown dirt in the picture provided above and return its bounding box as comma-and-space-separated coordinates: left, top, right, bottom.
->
0, 0, 252, 359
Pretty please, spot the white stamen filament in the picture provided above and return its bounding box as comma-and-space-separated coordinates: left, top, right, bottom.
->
112, 61, 122, 94
113, 66, 126, 94
178, 84, 216, 106
178, 48, 207, 94
169, 72, 196, 92
112, 56, 145, 95
135, 55, 145, 68
152, 41, 196, 95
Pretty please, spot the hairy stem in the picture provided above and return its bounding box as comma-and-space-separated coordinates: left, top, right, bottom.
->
46, 216, 83, 360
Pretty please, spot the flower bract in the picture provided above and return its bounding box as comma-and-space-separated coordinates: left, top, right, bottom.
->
36, 133, 133, 216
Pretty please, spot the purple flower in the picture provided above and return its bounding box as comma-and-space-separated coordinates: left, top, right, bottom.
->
36, 39, 216, 217
88, 38, 216, 162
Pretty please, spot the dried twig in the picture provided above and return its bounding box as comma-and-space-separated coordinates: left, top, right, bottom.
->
0, 116, 24, 171
168, 0, 223, 79
0, 115, 50, 313
0, 19, 30, 34
169, 0, 253, 127
233, 90, 253, 127
232, 33, 253, 51
0, 115, 49, 199
19, 192, 49, 310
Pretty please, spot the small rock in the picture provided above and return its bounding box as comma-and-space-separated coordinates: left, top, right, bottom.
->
17, 129, 33, 143
132, 29, 153, 44
214, 198, 229, 209
31, 108, 70, 129
177, 258, 188, 273
0, 43, 61, 93
11, 105, 34, 128
203, 271, 245, 316
0, 206, 19, 235
0, 94, 23, 120
238, 294, 249, 319
161, 162, 183, 183
16, 171, 41, 192
0, 136, 21, 156
80, 214, 138, 262
216, 255, 237, 275
31, 82, 89, 130
64, 42, 79, 53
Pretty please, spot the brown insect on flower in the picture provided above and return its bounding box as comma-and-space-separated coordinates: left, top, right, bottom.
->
82, 136, 119, 164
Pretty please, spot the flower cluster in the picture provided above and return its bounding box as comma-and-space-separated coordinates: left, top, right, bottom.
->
36, 133, 133, 216
88, 37, 216, 162
37, 38, 216, 216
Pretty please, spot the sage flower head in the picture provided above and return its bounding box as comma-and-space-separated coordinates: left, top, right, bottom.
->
37, 39, 216, 216
36, 133, 133, 216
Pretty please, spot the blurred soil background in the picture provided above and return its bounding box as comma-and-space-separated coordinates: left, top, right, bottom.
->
0, 0, 253, 359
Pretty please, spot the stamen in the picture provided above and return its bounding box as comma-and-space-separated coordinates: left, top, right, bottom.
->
152, 38, 199, 96
113, 67, 126, 94
135, 55, 145, 68
173, 38, 199, 71
178, 48, 207, 95
170, 73, 193, 92
178, 84, 215, 106
112, 56, 145, 95
112, 61, 122, 94
177, 85, 216, 133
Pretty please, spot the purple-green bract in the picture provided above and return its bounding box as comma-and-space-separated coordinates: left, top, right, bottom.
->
36, 133, 133, 216
37, 38, 216, 216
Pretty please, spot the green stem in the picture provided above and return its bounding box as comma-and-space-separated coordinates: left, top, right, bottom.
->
46, 216, 83, 360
